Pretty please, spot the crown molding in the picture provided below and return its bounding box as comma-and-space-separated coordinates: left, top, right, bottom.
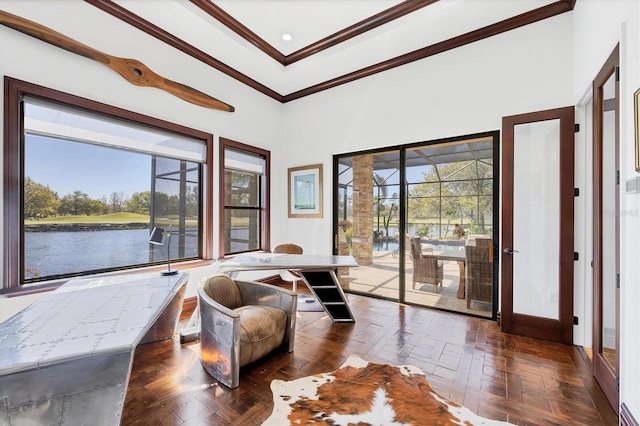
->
283, 0, 576, 102
190, 0, 286, 65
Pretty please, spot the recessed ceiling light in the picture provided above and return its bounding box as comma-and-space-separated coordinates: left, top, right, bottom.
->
282, 33, 292, 41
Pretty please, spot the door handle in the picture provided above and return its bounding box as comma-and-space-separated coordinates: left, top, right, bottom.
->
503, 248, 519, 254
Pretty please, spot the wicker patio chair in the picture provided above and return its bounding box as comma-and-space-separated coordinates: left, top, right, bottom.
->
465, 245, 493, 308
409, 236, 443, 292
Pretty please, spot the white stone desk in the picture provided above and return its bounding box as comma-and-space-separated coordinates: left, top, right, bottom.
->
0, 272, 188, 425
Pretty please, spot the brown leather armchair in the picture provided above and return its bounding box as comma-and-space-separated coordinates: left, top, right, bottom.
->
198, 274, 297, 388
409, 236, 443, 292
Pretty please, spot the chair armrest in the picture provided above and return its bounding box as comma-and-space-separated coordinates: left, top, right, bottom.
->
419, 253, 436, 260
197, 286, 242, 388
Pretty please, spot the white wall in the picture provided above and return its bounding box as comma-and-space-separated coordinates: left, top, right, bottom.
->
0, 0, 284, 319
572, 0, 640, 417
280, 13, 574, 318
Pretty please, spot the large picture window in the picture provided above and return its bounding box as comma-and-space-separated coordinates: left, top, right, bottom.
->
3, 78, 213, 292
220, 138, 270, 256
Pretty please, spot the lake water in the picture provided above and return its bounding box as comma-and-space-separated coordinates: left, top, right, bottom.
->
24, 229, 197, 278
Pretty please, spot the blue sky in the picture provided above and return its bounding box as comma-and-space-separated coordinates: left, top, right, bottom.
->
26, 135, 433, 202
25, 135, 151, 200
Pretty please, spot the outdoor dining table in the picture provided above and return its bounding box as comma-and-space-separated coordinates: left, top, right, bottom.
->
433, 248, 466, 299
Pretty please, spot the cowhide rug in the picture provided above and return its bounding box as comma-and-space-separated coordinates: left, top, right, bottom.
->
263, 355, 513, 425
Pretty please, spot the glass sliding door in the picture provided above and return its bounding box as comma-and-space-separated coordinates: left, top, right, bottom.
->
334, 132, 498, 319
403, 137, 495, 317
335, 150, 402, 300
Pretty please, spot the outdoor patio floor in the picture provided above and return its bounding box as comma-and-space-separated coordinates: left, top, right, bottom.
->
344, 249, 493, 318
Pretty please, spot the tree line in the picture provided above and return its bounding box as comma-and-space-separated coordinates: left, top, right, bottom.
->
367, 160, 493, 238
24, 177, 199, 219
24, 177, 150, 218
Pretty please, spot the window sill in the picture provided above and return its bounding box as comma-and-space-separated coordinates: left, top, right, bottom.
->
1, 259, 217, 298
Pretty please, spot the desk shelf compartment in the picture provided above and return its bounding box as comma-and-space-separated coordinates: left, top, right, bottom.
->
299, 270, 354, 323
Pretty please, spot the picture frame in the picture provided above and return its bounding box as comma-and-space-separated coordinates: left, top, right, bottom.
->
288, 164, 323, 218
635, 88, 640, 172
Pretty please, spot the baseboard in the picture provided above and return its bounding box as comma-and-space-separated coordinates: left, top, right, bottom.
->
621, 403, 639, 426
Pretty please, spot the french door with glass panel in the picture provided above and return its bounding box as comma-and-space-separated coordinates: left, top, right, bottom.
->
501, 106, 575, 344
592, 46, 619, 412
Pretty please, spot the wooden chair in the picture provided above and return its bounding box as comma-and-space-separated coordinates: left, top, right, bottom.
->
409, 236, 443, 292
272, 243, 303, 292
465, 245, 493, 308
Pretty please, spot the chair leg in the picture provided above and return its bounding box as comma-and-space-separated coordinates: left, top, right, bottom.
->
292, 279, 297, 293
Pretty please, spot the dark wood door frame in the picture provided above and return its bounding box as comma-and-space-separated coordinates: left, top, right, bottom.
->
592, 45, 619, 413
501, 106, 575, 344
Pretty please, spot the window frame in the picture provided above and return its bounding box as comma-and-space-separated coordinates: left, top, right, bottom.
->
3, 77, 214, 295
219, 137, 270, 257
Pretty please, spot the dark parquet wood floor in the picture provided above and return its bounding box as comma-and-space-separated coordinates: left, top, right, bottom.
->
122, 293, 617, 425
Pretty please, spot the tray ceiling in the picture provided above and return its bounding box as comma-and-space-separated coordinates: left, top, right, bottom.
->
6, 0, 576, 102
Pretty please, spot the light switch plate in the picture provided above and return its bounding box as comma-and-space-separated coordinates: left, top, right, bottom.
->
626, 176, 640, 193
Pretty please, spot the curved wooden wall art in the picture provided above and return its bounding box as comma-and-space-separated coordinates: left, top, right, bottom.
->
0, 10, 235, 112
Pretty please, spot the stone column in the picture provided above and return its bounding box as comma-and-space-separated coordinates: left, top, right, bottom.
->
351, 155, 373, 265
337, 226, 351, 289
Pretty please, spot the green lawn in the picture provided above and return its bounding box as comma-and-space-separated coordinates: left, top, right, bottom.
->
24, 212, 150, 225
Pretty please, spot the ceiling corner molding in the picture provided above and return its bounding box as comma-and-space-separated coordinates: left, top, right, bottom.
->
283, 0, 575, 102
84, 0, 284, 102
191, 0, 438, 67
190, 0, 287, 65
283, 0, 438, 65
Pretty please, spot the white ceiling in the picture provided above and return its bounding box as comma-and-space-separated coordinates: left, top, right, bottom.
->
69, 1, 566, 97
